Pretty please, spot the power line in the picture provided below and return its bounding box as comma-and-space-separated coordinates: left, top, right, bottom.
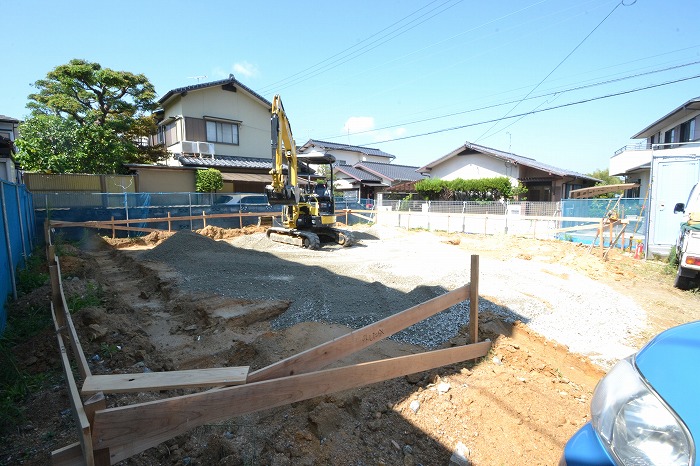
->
474, 0, 628, 143
321, 60, 700, 139
359, 73, 700, 145
257, 0, 463, 94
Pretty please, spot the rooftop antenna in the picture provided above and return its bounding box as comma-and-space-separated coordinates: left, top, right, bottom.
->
187, 75, 208, 83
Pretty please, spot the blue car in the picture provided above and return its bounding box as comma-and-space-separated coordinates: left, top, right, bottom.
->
561, 320, 699, 466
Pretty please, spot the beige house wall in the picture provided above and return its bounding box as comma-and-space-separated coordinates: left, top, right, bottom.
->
135, 169, 195, 193
22, 173, 137, 193
164, 86, 270, 159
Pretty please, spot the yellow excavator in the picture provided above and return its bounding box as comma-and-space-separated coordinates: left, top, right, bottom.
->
264, 95, 355, 249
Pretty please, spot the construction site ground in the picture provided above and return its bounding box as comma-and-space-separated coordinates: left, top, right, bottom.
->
3, 224, 700, 466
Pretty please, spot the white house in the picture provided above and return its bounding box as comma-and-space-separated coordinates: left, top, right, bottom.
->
418, 142, 598, 202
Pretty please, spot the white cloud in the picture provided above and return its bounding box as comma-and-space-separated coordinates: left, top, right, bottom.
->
342, 116, 375, 134
341, 117, 407, 143
210, 62, 259, 80
233, 61, 259, 78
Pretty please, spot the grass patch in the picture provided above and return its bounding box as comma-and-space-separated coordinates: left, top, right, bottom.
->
16, 254, 49, 295
66, 281, 103, 313
1, 249, 54, 432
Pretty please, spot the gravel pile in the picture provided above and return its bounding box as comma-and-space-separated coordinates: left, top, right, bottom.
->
140, 226, 645, 368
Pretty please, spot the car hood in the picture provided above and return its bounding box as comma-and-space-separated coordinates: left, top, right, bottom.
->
635, 320, 700, 441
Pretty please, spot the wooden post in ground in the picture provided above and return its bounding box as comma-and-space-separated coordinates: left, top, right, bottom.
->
111, 216, 115, 239
599, 219, 604, 257
202, 211, 207, 228
469, 255, 479, 344
167, 212, 172, 232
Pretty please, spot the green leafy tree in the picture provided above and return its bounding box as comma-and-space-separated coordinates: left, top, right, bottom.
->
586, 168, 624, 198
16, 59, 166, 174
196, 168, 223, 193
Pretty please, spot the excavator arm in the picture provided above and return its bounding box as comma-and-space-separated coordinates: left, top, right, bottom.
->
263, 94, 355, 249
266, 95, 299, 205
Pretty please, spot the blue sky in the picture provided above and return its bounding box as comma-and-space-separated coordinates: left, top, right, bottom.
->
3, 0, 699, 175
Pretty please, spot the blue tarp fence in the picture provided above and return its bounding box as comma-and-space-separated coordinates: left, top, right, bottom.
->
559, 197, 646, 244
32, 192, 375, 241
0, 182, 36, 335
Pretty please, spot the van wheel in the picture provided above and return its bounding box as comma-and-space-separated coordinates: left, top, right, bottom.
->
674, 267, 694, 290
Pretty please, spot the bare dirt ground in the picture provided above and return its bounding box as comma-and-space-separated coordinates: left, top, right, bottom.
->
3, 224, 700, 466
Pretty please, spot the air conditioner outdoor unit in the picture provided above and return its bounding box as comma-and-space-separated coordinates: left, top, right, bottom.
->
181, 141, 198, 154
198, 142, 215, 155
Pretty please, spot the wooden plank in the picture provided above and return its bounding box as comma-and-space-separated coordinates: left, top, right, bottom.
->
51, 442, 86, 466
82, 367, 249, 395
49, 265, 65, 327
604, 224, 628, 260
93, 341, 491, 463
547, 223, 601, 234
247, 285, 470, 383
52, 304, 95, 466
469, 255, 479, 344
50, 211, 270, 228
55, 257, 91, 379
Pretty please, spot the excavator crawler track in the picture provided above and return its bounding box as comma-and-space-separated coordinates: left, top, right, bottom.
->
267, 227, 321, 249
266, 226, 355, 249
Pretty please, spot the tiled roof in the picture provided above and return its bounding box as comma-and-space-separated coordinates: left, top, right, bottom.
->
335, 164, 382, 182
0, 115, 20, 123
178, 155, 272, 170
354, 161, 426, 182
176, 154, 315, 176
300, 139, 396, 160
158, 75, 271, 108
419, 141, 599, 182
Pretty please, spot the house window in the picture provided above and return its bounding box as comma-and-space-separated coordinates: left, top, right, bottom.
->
158, 121, 178, 146
664, 128, 676, 148
680, 118, 696, 143
206, 120, 239, 145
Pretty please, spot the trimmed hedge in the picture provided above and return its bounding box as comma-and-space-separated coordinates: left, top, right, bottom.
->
415, 176, 526, 201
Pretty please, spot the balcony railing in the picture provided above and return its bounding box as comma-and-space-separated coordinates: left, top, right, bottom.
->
614, 140, 700, 156
613, 143, 651, 156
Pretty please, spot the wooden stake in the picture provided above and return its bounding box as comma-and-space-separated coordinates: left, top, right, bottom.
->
167, 212, 172, 232
469, 255, 479, 344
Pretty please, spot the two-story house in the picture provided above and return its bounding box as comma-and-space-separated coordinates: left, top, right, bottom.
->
610, 96, 700, 200
133, 75, 274, 193
609, 96, 700, 256
297, 140, 425, 200
417, 142, 598, 202
0, 115, 20, 184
